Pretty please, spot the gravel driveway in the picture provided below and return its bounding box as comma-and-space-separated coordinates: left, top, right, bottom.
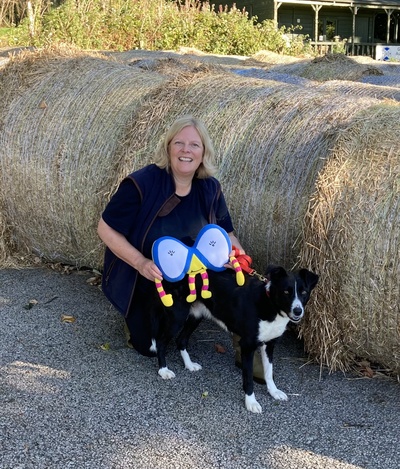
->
0, 267, 399, 469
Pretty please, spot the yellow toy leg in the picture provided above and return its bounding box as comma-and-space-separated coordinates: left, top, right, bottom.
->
230, 256, 245, 286
201, 271, 212, 299
186, 275, 197, 302
155, 279, 173, 307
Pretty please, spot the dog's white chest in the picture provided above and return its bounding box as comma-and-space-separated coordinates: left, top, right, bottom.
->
258, 314, 289, 343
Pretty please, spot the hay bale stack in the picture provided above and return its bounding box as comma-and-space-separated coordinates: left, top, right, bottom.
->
1, 49, 399, 374
0, 48, 169, 268
298, 104, 400, 376
0, 48, 396, 279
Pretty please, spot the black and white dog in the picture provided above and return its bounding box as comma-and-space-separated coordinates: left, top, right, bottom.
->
149, 264, 318, 413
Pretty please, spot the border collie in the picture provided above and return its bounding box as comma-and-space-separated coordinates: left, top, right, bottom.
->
150, 265, 318, 413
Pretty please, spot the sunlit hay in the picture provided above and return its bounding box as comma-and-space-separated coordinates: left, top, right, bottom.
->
246, 50, 305, 65
0, 44, 104, 129
0, 47, 168, 269
255, 53, 384, 83
113, 69, 385, 271
318, 80, 400, 102
128, 56, 225, 77
300, 53, 384, 82
298, 104, 400, 376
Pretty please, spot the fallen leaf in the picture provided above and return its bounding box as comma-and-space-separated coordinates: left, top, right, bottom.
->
201, 391, 209, 399
357, 360, 374, 378
61, 314, 76, 323
23, 299, 38, 310
214, 343, 226, 354
100, 343, 111, 351
86, 276, 101, 286
38, 100, 47, 109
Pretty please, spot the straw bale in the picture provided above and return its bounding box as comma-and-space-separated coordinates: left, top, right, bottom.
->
248, 53, 385, 83
362, 67, 400, 88
246, 50, 305, 65
109, 69, 387, 273
298, 104, 400, 376
231, 67, 314, 87
318, 80, 400, 102
299, 53, 383, 82
0, 47, 169, 269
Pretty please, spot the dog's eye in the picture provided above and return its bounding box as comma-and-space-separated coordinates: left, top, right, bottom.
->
301, 290, 307, 296
284, 290, 290, 295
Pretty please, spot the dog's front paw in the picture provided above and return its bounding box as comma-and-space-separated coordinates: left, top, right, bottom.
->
245, 393, 262, 414
186, 362, 202, 372
269, 388, 288, 401
158, 367, 176, 379
180, 349, 202, 372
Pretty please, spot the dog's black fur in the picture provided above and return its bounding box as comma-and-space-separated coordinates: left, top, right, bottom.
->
146, 265, 318, 413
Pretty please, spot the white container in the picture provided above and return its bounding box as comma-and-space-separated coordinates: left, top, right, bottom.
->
376, 45, 400, 61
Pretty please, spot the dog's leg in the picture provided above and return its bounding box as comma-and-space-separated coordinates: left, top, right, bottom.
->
260, 342, 288, 401
155, 339, 176, 380
176, 315, 203, 372
241, 348, 262, 413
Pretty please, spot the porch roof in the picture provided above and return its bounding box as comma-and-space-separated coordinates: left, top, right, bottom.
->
276, 0, 400, 10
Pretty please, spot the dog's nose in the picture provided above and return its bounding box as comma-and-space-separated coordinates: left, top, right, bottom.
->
292, 307, 303, 318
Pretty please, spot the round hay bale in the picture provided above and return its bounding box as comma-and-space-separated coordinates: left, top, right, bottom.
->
0, 47, 169, 269
301, 53, 384, 82
298, 104, 400, 377
258, 53, 384, 83
111, 69, 385, 271
318, 80, 400, 102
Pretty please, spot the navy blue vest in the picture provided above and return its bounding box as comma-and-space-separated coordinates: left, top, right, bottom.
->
101, 164, 221, 316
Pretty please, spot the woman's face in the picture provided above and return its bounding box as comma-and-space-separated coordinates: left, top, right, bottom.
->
168, 126, 204, 179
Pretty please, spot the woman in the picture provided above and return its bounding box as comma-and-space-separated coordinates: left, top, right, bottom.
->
98, 115, 245, 356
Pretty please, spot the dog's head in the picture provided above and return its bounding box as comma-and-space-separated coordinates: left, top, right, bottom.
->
265, 265, 319, 323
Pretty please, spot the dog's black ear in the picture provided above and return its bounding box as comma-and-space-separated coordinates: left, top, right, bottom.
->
266, 265, 287, 281
298, 269, 319, 290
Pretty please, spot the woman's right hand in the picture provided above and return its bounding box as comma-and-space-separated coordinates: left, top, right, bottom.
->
136, 257, 163, 282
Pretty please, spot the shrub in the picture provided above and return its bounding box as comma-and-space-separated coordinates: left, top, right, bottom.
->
8, 0, 309, 56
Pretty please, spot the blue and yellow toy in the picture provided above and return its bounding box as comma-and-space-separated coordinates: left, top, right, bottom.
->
152, 224, 244, 307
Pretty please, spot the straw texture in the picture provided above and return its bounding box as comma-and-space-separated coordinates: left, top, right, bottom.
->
298, 104, 400, 376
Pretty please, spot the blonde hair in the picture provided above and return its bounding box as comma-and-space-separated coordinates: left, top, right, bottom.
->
154, 115, 217, 178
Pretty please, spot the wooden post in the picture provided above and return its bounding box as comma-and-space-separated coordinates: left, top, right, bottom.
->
27, 1, 35, 41
274, 2, 282, 29
385, 9, 394, 43
311, 4, 322, 42
349, 6, 358, 56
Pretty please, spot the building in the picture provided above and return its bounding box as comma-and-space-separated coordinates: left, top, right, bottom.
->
220, 1, 400, 45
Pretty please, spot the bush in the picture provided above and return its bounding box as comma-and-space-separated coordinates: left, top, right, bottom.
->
7, 0, 309, 56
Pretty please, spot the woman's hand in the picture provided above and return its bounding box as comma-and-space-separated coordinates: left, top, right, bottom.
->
136, 257, 163, 282
225, 232, 246, 269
